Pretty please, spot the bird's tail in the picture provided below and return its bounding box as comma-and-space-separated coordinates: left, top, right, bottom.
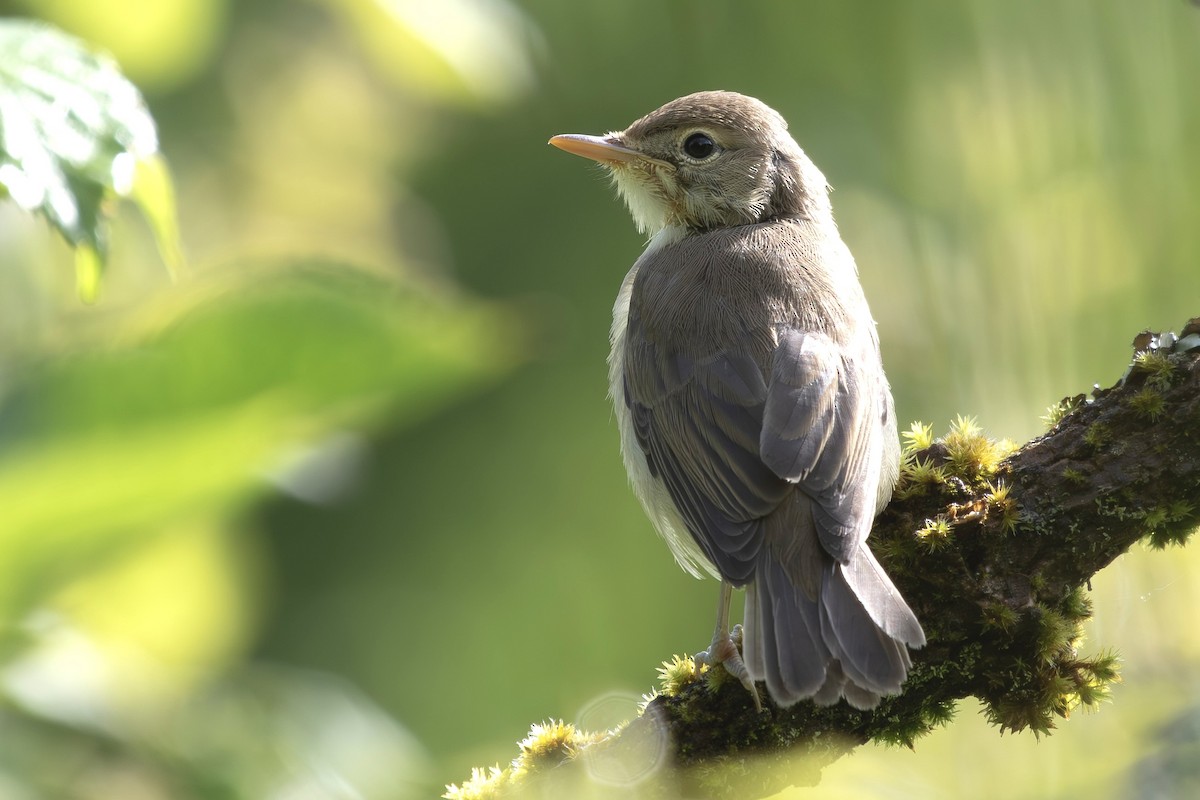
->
744, 544, 925, 709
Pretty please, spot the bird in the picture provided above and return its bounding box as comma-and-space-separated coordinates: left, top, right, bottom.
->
548, 91, 925, 710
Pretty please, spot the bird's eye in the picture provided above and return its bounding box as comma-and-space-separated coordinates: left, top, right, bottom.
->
682, 132, 717, 160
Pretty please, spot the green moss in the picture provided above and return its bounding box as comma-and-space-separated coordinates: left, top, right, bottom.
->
915, 516, 954, 551
1142, 506, 1169, 532
978, 584, 1120, 739
924, 699, 958, 728
873, 695, 959, 747
896, 456, 949, 499
1096, 495, 1129, 521
982, 602, 1019, 633
1080, 650, 1121, 693
863, 653, 973, 748
444, 765, 511, 800
1061, 467, 1088, 486
943, 415, 1017, 481
984, 481, 1022, 534
1168, 500, 1196, 523
1132, 350, 1178, 390
515, 720, 602, 773
445, 718, 613, 798
637, 688, 660, 714
901, 420, 935, 454
1083, 422, 1111, 449
896, 417, 1018, 503
870, 535, 915, 573
1128, 387, 1167, 421
1061, 587, 1093, 622
658, 654, 702, 697
983, 681, 1058, 736
1149, 500, 1199, 547
1042, 396, 1083, 429
703, 659, 737, 694
1033, 605, 1078, 666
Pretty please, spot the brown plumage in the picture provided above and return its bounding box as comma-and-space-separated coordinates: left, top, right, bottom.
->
550, 91, 924, 709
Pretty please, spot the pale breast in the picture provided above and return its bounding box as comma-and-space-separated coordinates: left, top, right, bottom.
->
608, 227, 720, 579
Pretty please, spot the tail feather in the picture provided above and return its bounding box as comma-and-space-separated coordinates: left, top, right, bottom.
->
814, 660, 883, 710
840, 545, 926, 647
811, 659, 847, 706
743, 543, 924, 709
744, 557, 828, 705
821, 560, 912, 697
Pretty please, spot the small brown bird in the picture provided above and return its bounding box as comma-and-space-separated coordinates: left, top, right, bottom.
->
549, 91, 924, 710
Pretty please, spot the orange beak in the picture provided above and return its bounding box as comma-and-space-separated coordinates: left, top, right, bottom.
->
548, 133, 642, 164
548, 134, 669, 169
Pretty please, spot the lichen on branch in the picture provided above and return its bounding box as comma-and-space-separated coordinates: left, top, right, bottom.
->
447, 318, 1200, 800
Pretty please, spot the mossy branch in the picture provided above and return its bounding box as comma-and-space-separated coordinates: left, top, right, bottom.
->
447, 319, 1200, 800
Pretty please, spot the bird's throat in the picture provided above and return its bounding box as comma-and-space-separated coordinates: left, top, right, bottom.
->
610, 167, 674, 237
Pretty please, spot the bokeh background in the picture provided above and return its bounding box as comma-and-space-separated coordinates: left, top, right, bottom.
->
1, 0, 1199, 797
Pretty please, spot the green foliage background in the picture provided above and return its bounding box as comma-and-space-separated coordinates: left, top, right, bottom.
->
1, 1, 1199, 798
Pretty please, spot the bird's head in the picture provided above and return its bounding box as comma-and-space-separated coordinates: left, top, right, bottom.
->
550, 91, 832, 236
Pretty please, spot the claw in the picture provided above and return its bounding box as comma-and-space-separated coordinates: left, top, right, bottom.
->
695, 635, 763, 712
695, 585, 764, 711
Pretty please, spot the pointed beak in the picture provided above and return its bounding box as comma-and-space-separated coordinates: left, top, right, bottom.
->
548, 134, 669, 168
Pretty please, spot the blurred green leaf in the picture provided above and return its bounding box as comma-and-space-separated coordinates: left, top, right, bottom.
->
0, 18, 180, 298
0, 260, 524, 628
0, 663, 432, 800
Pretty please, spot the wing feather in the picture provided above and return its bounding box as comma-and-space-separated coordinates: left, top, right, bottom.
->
622, 224, 891, 580
761, 329, 884, 561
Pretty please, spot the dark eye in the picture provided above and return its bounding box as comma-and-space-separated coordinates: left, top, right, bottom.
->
682, 132, 717, 159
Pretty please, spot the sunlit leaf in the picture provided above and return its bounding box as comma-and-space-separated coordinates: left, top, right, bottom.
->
323, 0, 538, 106
0, 19, 182, 296
130, 153, 183, 278
72, 240, 102, 302
11, 0, 230, 93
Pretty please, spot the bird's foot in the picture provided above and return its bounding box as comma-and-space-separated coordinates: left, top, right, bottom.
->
694, 623, 763, 712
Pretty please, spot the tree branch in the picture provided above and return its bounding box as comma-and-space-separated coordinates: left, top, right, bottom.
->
446, 319, 1200, 800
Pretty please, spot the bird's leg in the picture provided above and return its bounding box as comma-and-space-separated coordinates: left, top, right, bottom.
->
693, 581, 763, 711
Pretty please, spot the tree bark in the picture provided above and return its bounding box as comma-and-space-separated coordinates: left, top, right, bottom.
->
447, 320, 1200, 800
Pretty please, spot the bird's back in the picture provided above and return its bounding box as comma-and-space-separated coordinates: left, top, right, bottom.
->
627, 218, 868, 361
